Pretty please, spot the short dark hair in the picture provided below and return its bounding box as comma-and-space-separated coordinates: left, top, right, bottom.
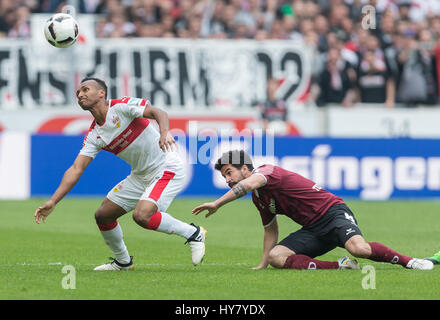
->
80, 77, 108, 99
214, 150, 254, 171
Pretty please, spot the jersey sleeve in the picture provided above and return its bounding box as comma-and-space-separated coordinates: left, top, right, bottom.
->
79, 130, 101, 159
253, 165, 281, 189
252, 193, 276, 228
117, 97, 151, 119
260, 209, 277, 228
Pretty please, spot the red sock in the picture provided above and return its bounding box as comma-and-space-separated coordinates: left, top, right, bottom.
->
97, 221, 118, 231
283, 254, 339, 270
368, 242, 412, 267
144, 211, 162, 230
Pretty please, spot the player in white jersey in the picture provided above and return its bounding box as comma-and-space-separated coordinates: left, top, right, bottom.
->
34, 77, 206, 270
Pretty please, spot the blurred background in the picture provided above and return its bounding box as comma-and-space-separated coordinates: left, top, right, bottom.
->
0, 0, 439, 201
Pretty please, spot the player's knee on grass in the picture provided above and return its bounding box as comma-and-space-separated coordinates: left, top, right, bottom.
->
268, 246, 294, 268
344, 235, 371, 258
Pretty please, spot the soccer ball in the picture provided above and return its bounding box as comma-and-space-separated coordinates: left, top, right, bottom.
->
44, 13, 79, 48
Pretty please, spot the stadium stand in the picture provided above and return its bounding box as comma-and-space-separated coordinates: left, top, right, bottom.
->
1, 0, 440, 108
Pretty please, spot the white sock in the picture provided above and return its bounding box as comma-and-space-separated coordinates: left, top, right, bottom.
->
99, 222, 131, 264
153, 212, 197, 239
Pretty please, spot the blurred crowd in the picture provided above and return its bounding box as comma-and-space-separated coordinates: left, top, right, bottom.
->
1, 0, 440, 108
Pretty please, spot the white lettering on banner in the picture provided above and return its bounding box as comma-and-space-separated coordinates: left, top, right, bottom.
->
327, 157, 359, 190
395, 157, 425, 190
427, 158, 440, 190
311, 144, 331, 187
278, 156, 310, 179
0, 38, 312, 108
359, 157, 393, 200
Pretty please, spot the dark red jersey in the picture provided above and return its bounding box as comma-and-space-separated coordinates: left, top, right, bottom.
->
251, 164, 344, 227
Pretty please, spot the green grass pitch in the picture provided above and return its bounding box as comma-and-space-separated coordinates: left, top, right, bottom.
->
0, 198, 439, 300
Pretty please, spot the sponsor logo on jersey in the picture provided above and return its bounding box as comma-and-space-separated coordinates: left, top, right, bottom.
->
102, 118, 149, 155
269, 198, 276, 214
127, 98, 142, 106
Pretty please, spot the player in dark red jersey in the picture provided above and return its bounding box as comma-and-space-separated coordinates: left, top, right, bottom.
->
192, 150, 433, 271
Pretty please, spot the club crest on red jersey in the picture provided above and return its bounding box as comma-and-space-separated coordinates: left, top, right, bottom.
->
269, 198, 276, 214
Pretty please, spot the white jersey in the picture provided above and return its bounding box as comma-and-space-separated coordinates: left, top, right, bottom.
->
79, 96, 181, 179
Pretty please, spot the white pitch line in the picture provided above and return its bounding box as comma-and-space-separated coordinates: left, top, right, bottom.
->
0, 261, 400, 268
1, 262, 252, 267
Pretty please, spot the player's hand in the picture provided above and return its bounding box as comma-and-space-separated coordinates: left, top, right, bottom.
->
159, 131, 177, 152
34, 200, 56, 224
251, 264, 267, 270
192, 202, 218, 218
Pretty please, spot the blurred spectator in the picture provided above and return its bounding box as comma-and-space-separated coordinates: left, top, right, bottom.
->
314, 14, 330, 52
431, 17, 440, 40
78, 0, 107, 14
130, 0, 161, 25
0, 0, 17, 37
1, 0, 440, 107
328, 3, 350, 35
40, 0, 107, 14
102, 13, 135, 37
352, 31, 396, 107
39, 0, 66, 13
173, 0, 205, 38
98, 0, 136, 39
356, 49, 395, 107
376, 10, 396, 49
397, 0, 412, 22
257, 77, 289, 135
187, 13, 203, 39
203, 0, 228, 38
254, 28, 268, 41
281, 14, 297, 40
311, 47, 356, 107
396, 28, 438, 106
230, 0, 258, 37
268, 18, 286, 40
0, 9, 13, 38
255, 0, 277, 32
8, 5, 31, 38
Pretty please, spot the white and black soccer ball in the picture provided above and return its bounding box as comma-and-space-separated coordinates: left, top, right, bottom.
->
44, 13, 79, 48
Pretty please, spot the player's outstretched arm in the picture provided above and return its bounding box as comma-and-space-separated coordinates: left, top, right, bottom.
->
192, 174, 266, 218
143, 105, 176, 152
252, 219, 279, 270
34, 154, 92, 224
